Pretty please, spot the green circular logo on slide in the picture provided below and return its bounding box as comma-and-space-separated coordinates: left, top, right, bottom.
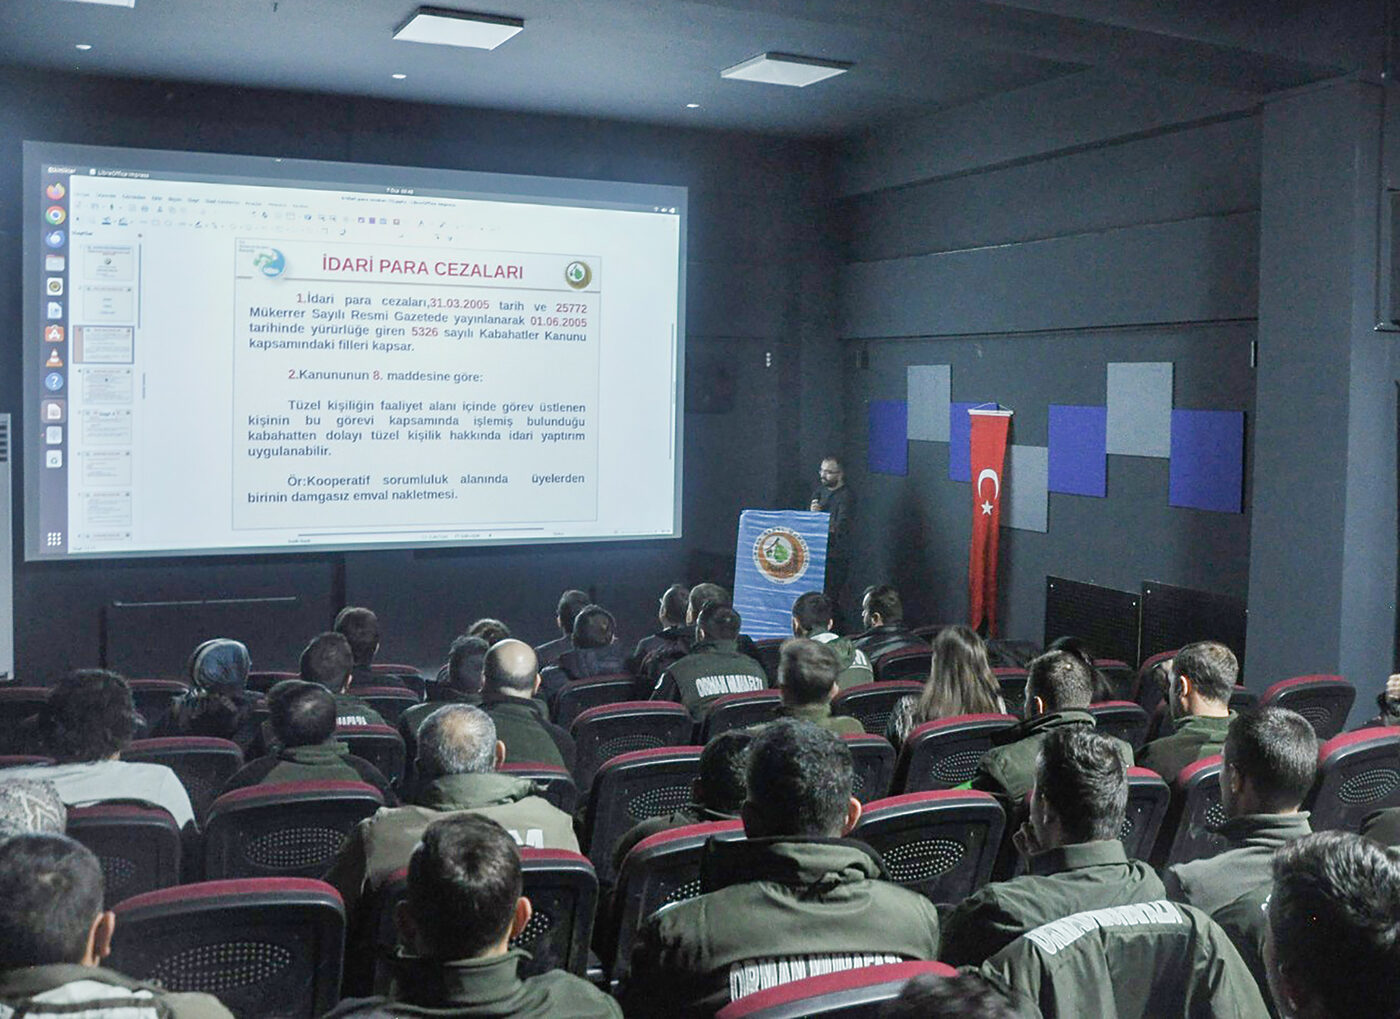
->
753, 527, 809, 584
564, 260, 591, 289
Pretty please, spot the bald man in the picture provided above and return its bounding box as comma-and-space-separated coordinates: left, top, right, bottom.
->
481, 639, 576, 772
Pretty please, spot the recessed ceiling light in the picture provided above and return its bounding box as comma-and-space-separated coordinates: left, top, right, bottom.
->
720, 52, 851, 88
74, 43, 93, 51
392, 6, 523, 50
392, 73, 407, 79
685, 103, 701, 109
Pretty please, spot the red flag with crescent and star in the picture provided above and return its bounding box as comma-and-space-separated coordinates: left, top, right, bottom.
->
968, 407, 1012, 635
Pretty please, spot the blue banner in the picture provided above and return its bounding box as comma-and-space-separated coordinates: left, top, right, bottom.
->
733, 509, 830, 640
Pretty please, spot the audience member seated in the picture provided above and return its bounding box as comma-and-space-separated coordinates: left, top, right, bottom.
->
1365, 672, 1400, 727
153, 637, 261, 753
480, 640, 575, 772
621, 720, 940, 1017
0, 779, 66, 841
1266, 831, 1400, 1019
1044, 635, 1116, 702
1362, 806, 1400, 846
651, 604, 768, 720
971, 651, 1133, 810
326, 815, 620, 1019
850, 584, 925, 662
468, 618, 512, 647
887, 624, 1004, 746
1137, 641, 1237, 784
431, 633, 491, 691
1164, 706, 1315, 1013
220, 680, 397, 802
326, 704, 578, 918
538, 605, 630, 706
336, 606, 406, 690
883, 972, 1017, 1019
0, 833, 233, 1018
533, 589, 591, 670
610, 729, 754, 873
942, 727, 1162, 966
789, 591, 873, 691
628, 583, 690, 677
301, 631, 387, 728
634, 582, 762, 688
1, 671, 194, 831
760, 638, 863, 735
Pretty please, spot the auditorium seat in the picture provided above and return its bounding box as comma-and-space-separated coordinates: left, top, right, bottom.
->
246, 670, 298, 694
334, 723, 406, 787
896, 713, 1018, 793
700, 689, 782, 741
0, 754, 54, 767
127, 678, 191, 732
1260, 674, 1356, 740
993, 667, 1029, 715
752, 637, 785, 683
1158, 755, 1229, 869
368, 848, 597, 988
351, 685, 421, 724
67, 803, 182, 908
843, 732, 896, 802
1133, 649, 1178, 717
912, 623, 953, 641
872, 647, 933, 682
370, 663, 427, 697
498, 761, 580, 815
1093, 659, 1136, 700
581, 745, 702, 886
831, 681, 924, 736
109, 877, 345, 1019
124, 735, 245, 824
1307, 727, 1400, 832
0, 686, 49, 753
569, 700, 693, 791
715, 961, 959, 1018
1121, 767, 1171, 861
554, 673, 636, 728
608, 819, 747, 984
203, 779, 384, 879
1087, 700, 1151, 751
849, 790, 1005, 905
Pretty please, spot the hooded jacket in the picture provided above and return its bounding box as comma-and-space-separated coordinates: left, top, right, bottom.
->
622, 836, 940, 1017
810, 631, 874, 691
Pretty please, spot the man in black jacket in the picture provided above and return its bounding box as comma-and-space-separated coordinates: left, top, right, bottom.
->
628, 583, 690, 675
480, 639, 575, 772
533, 589, 590, 670
810, 456, 855, 620
538, 605, 630, 708
851, 585, 925, 664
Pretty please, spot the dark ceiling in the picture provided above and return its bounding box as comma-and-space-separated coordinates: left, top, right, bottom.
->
0, 0, 1388, 137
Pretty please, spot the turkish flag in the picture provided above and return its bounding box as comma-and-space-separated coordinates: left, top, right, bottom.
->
968, 408, 1012, 635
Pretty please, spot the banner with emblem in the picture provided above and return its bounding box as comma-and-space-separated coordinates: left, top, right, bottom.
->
968, 406, 1013, 635
732, 509, 830, 640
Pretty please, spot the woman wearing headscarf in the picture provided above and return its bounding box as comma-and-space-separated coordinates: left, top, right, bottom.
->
154, 637, 261, 753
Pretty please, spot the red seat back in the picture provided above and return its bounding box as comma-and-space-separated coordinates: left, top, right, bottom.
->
1261, 675, 1356, 740
570, 700, 693, 790
1121, 767, 1171, 861
247, 670, 299, 694
67, 803, 182, 908
832, 681, 924, 737
126, 679, 191, 732
843, 732, 896, 802
204, 780, 385, 879
850, 790, 1005, 905
700, 689, 782, 741
1307, 727, 1400, 832
335, 723, 406, 786
873, 647, 933, 682
993, 667, 1029, 715
350, 686, 421, 724
715, 960, 958, 1018
499, 761, 580, 815
125, 735, 245, 824
1160, 755, 1229, 869
554, 673, 636, 727
110, 877, 345, 1019
1088, 701, 1151, 751
897, 713, 1019, 792
583, 746, 703, 885
1093, 659, 1136, 700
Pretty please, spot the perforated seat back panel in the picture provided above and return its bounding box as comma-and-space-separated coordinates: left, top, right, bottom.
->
882, 837, 966, 883
243, 827, 347, 871
626, 783, 691, 821
150, 940, 294, 993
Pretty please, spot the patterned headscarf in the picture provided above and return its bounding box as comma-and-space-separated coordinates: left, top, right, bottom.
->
187, 638, 252, 693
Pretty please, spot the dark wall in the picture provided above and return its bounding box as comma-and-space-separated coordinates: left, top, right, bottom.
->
0, 67, 839, 678
834, 89, 1261, 645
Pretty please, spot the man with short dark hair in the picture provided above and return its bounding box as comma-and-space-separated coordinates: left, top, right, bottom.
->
851, 585, 925, 662
480, 640, 575, 772
538, 604, 630, 707
611, 729, 754, 872
1165, 706, 1316, 1015
629, 583, 691, 675
971, 651, 1133, 809
652, 603, 768, 720
326, 703, 578, 919
1, 670, 194, 830
406, 635, 489, 759
1138, 641, 1238, 784
624, 720, 940, 1016
810, 455, 855, 621
326, 815, 621, 1018
942, 726, 1163, 966
221, 680, 396, 801
335, 605, 403, 690
791, 590, 873, 690
766, 638, 863, 735
1266, 831, 1400, 1019
0, 833, 233, 1017
534, 589, 591, 670
301, 631, 387, 727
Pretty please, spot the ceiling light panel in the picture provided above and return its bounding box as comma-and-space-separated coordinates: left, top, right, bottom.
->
393, 7, 523, 50
720, 52, 851, 88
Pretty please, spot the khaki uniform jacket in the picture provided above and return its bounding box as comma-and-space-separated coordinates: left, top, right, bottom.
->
612, 804, 738, 875
810, 631, 874, 691
324, 950, 620, 1018
325, 772, 579, 917
653, 639, 769, 719
622, 836, 941, 1017
971, 710, 1135, 808
1363, 806, 1400, 846
940, 840, 1167, 967
979, 900, 1267, 1018
219, 739, 397, 803
751, 702, 864, 736
0, 964, 233, 1019
1138, 712, 1234, 785
1165, 811, 1312, 1016
480, 697, 575, 772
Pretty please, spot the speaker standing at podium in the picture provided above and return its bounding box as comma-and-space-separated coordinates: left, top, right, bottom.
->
809, 455, 855, 621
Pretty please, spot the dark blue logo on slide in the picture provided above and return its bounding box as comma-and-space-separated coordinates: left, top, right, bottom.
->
252, 247, 286, 278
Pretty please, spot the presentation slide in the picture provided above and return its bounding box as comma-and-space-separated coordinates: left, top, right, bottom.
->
22, 142, 686, 560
